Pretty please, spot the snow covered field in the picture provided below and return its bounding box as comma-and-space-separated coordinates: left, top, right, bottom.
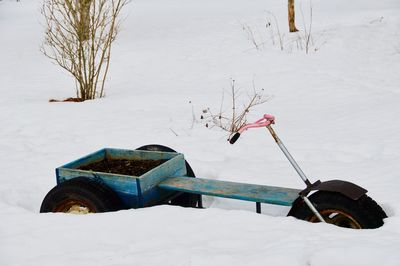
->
1, 0, 400, 265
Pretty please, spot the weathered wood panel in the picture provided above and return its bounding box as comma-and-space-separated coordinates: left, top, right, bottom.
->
138, 154, 186, 193
105, 148, 178, 161
56, 167, 140, 207
59, 148, 106, 170
158, 177, 301, 206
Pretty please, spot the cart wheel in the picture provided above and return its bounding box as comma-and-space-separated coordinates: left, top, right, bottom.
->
136, 144, 202, 208
288, 191, 387, 229
40, 177, 124, 214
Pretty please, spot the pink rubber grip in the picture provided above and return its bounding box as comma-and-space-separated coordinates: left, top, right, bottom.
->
238, 114, 275, 134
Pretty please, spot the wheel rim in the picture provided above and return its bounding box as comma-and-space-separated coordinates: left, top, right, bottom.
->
54, 200, 95, 214
309, 209, 362, 229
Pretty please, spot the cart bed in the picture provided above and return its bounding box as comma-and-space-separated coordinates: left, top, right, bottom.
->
55, 148, 187, 208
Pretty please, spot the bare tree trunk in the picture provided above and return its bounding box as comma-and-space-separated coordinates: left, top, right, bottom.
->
288, 0, 298, 32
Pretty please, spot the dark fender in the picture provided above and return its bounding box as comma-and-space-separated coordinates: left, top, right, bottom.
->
300, 179, 368, 201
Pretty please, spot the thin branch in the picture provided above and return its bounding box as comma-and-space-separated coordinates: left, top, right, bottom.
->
201, 80, 269, 138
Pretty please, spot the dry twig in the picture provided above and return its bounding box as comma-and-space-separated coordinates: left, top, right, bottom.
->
201, 80, 269, 138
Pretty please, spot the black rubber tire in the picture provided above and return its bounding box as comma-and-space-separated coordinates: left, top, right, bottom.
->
288, 191, 387, 229
40, 177, 124, 213
136, 144, 201, 208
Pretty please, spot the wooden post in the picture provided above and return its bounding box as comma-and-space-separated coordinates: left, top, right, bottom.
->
288, 0, 298, 32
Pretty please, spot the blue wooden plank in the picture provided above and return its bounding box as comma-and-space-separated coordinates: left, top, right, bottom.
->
141, 187, 178, 207
57, 168, 139, 195
138, 154, 186, 193
105, 149, 178, 161
59, 149, 106, 170
158, 177, 301, 206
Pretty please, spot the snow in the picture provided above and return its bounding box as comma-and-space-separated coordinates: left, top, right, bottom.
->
1, 0, 400, 265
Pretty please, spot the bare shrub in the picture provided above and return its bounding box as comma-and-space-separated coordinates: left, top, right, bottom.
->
266, 12, 285, 51
243, 2, 325, 54
201, 80, 269, 138
41, 0, 129, 101
297, 1, 313, 54
242, 23, 263, 51
286, 1, 328, 53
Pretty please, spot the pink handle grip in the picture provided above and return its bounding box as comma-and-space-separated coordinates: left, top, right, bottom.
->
238, 114, 275, 134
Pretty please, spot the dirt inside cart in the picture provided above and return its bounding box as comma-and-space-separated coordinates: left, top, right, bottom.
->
78, 158, 167, 176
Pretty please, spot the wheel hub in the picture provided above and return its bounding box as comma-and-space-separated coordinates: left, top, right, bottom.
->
55, 200, 94, 214
309, 209, 362, 229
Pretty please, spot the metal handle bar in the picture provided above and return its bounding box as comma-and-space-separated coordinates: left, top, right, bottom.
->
230, 114, 326, 223
233, 114, 311, 186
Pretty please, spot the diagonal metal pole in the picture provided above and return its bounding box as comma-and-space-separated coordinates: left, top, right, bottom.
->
266, 125, 325, 223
